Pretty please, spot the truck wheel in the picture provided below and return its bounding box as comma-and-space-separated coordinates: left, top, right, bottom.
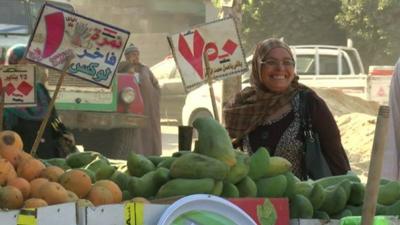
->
108, 128, 139, 159
71, 129, 113, 156
71, 128, 138, 160
189, 109, 213, 139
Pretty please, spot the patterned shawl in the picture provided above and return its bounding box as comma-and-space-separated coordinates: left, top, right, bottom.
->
224, 78, 307, 140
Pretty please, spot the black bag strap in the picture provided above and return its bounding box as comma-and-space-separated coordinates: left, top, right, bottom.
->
299, 90, 314, 141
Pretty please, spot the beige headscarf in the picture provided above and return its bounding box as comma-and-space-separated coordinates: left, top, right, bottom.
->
223, 38, 308, 140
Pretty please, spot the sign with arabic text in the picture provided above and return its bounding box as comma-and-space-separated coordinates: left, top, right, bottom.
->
25, 3, 130, 88
167, 18, 248, 91
0, 64, 36, 107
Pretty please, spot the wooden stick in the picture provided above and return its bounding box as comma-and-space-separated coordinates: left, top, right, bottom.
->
203, 52, 220, 123
30, 59, 72, 157
361, 105, 389, 225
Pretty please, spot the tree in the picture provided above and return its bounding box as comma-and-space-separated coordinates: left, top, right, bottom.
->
211, 0, 244, 121
336, 0, 400, 66
241, 0, 346, 53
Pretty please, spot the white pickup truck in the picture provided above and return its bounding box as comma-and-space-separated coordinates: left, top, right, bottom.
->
181, 45, 394, 126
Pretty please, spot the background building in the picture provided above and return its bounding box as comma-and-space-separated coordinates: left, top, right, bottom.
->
70, 0, 218, 66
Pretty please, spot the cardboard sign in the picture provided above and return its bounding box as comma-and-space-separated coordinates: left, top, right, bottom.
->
77, 202, 168, 225
168, 18, 248, 91
0, 64, 36, 107
1, 203, 77, 225
25, 3, 130, 88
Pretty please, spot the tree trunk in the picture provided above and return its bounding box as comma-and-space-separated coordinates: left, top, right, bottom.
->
221, 0, 243, 123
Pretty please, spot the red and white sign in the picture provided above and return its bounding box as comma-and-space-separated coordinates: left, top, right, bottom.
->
25, 3, 130, 88
370, 75, 392, 105
168, 18, 248, 91
0, 64, 36, 107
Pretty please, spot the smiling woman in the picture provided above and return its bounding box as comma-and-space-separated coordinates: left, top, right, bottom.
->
223, 38, 351, 180
259, 48, 296, 93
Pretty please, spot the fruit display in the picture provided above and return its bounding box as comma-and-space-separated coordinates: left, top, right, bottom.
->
0, 118, 399, 222
0, 130, 122, 209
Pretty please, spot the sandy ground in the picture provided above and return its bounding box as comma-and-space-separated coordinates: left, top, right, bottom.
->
161, 126, 180, 156
315, 88, 380, 183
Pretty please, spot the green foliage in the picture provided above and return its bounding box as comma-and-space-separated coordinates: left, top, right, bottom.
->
241, 0, 346, 52
336, 0, 400, 66
241, 0, 400, 65
211, 0, 222, 8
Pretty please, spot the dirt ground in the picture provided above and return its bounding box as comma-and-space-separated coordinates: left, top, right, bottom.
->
314, 88, 381, 183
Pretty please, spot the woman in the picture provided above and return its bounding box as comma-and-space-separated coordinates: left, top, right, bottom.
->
3, 44, 76, 158
223, 38, 350, 179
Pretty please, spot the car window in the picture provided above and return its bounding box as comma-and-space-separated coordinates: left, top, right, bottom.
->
319, 55, 350, 75
151, 59, 176, 80
296, 54, 351, 75
344, 49, 361, 74
341, 55, 351, 74
170, 67, 181, 79
296, 55, 315, 75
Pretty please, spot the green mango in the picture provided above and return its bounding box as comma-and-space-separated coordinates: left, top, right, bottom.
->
256, 175, 287, 197
226, 150, 250, 184
128, 167, 170, 198
66, 151, 105, 168
85, 157, 115, 180
248, 147, 270, 181
236, 176, 257, 197
221, 182, 240, 198
192, 117, 236, 167
169, 153, 229, 180
156, 178, 215, 199
290, 194, 314, 219
127, 152, 155, 177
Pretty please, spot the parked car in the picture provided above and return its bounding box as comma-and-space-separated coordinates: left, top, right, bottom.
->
151, 56, 186, 124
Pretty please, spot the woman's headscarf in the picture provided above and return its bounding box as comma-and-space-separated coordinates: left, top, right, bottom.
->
5, 44, 26, 65
223, 38, 307, 140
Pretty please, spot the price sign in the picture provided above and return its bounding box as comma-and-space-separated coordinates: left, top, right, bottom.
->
124, 202, 144, 225
17, 208, 38, 225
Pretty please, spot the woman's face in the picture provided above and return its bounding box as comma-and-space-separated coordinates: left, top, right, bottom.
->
260, 47, 295, 93
7, 53, 20, 65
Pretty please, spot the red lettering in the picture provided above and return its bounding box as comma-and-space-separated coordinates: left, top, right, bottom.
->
178, 30, 205, 79
204, 42, 218, 61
